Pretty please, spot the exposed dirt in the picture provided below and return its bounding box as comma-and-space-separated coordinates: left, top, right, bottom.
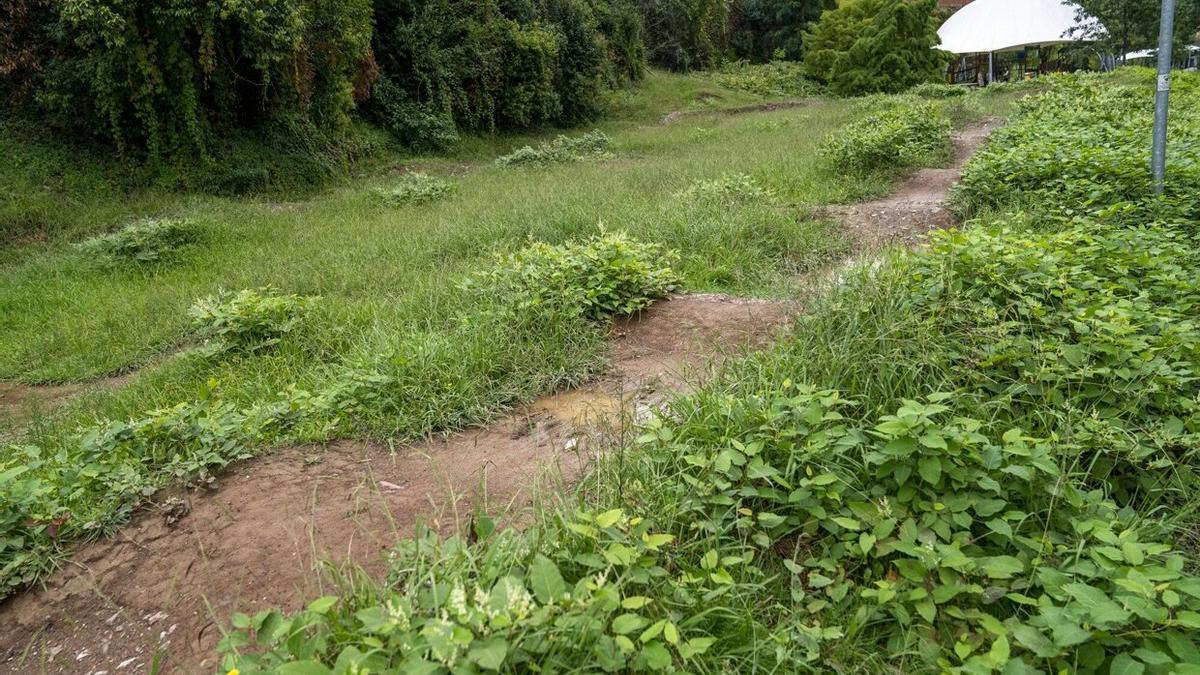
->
823, 117, 1002, 250
0, 375, 131, 432
0, 294, 791, 675
659, 99, 818, 125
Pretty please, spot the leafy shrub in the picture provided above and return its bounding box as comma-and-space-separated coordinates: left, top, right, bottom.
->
675, 173, 777, 204
188, 288, 318, 356
373, 173, 454, 206
910, 82, 968, 98
953, 73, 1200, 222
802, 0, 947, 96
76, 218, 199, 264
495, 131, 615, 166
711, 60, 828, 98
466, 231, 679, 319
820, 99, 951, 176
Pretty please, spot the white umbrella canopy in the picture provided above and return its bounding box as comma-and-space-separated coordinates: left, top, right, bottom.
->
937, 0, 1104, 54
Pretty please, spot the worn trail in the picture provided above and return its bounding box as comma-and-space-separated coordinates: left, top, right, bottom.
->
826, 117, 1002, 249
0, 295, 790, 674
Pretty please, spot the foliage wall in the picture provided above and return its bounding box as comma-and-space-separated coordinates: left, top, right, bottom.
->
0, 0, 645, 156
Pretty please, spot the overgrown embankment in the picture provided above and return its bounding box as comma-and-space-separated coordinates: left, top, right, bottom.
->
213, 71, 1200, 673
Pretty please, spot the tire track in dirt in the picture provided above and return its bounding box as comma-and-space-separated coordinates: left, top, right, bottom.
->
0, 294, 791, 675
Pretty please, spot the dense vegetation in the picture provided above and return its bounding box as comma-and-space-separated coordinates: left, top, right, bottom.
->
802, 0, 947, 96
206, 72, 1200, 673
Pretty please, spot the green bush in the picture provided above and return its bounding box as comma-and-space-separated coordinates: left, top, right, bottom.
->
373, 173, 454, 206
465, 231, 680, 320
495, 130, 614, 166
76, 218, 199, 265
188, 288, 318, 356
711, 60, 828, 98
820, 99, 951, 176
802, 0, 947, 96
952, 73, 1200, 222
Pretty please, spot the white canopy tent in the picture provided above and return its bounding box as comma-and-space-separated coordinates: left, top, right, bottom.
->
937, 0, 1103, 84
937, 0, 1101, 55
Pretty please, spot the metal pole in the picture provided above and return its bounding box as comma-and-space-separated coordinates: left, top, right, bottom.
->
1152, 0, 1176, 194
988, 52, 994, 84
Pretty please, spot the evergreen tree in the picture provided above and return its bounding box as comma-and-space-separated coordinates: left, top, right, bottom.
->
802, 0, 947, 96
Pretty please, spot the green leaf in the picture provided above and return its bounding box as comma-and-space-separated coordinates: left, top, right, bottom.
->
528, 554, 566, 604
468, 637, 508, 671
1011, 625, 1058, 659
917, 457, 941, 484
980, 555, 1024, 579
612, 613, 648, 634
1109, 654, 1145, 675
638, 642, 672, 670
307, 596, 338, 614
859, 532, 877, 555
595, 509, 624, 528
679, 637, 717, 659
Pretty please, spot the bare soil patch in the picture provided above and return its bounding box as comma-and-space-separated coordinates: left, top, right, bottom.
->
823, 118, 1002, 250
0, 294, 790, 675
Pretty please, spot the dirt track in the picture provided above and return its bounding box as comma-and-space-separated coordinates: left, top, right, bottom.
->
825, 117, 1002, 249
0, 294, 790, 674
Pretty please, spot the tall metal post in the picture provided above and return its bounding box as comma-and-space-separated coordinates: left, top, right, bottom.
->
1152, 0, 1177, 194
988, 52, 994, 84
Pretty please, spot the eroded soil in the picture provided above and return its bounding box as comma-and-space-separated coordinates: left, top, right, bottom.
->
0, 294, 790, 675
825, 117, 1002, 249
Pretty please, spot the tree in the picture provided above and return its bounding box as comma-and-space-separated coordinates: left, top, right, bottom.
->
637, 0, 731, 70
802, 0, 947, 96
730, 0, 836, 62
1071, 0, 1200, 61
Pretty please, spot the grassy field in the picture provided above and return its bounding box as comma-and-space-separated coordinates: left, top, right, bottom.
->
0, 65, 1040, 667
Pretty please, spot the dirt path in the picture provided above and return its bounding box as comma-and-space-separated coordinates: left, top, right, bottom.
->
0, 294, 790, 675
0, 375, 132, 435
825, 118, 1002, 250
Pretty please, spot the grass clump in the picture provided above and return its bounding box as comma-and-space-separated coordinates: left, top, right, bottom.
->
821, 99, 952, 176
373, 172, 454, 206
674, 173, 777, 205
712, 60, 828, 98
189, 288, 318, 356
76, 218, 199, 265
953, 72, 1200, 222
466, 231, 680, 320
495, 131, 614, 167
